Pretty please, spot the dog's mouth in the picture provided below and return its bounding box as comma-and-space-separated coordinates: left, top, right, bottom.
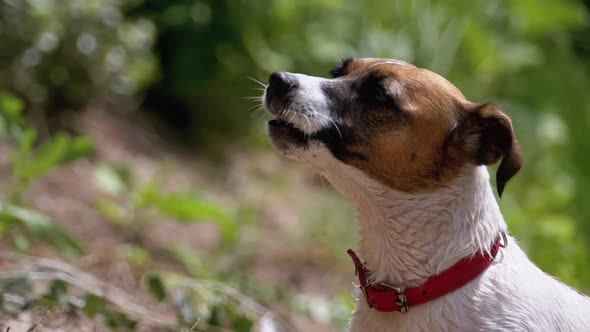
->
267, 119, 309, 150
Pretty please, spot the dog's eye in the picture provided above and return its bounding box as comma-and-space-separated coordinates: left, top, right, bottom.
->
358, 75, 391, 107
330, 57, 353, 78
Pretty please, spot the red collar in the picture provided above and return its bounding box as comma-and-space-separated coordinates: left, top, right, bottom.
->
347, 232, 506, 313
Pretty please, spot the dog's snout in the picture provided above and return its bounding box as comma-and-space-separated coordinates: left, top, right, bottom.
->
267, 72, 297, 97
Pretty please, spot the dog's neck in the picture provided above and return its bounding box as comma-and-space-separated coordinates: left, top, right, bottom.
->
320, 163, 506, 287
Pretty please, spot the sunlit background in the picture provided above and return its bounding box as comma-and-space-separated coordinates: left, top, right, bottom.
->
1, 0, 590, 331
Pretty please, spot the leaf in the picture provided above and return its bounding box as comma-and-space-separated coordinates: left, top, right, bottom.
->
207, 304, 223, 327
11, 133, 93, 197
102, 310, 138, 329
168, 246, 211, 278
59, 136, 93, 164
47, 280, 69, 304
94, 163, 132, 195
0, 204, 82, 257
117, 313, 138, 330
11, 128, 37, 175
0, 208, 19, 235
45, 226, 83, 258
233, 315, 254, 332
3, 204, 52, 232
96, 199, 128, 225
0, 92, 25, 140
82, 294, 105, 318
137, 185, 229, 221
121, 244, 151, 267
145, 273, 167, 301
12, 232, 30, 252
0, 93, 24, 122
137, 185, 237, 241
12, 132, 65, 185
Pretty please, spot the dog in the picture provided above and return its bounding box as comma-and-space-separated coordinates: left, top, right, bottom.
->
262, 58, 590, 331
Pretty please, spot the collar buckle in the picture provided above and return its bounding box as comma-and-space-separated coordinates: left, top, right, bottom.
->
396, 288, 409, 313
381, 283, 409, 313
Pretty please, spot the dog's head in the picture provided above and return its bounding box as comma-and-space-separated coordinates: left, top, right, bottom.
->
263, 58, 521, 196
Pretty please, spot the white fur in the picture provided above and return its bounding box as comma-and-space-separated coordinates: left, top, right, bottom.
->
266, 72, 590, 331
263, 73, 333, 134
291, 143, 590, 331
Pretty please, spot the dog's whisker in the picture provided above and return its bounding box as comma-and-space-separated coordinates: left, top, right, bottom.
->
281, 109, 291, 120
242, 96, 263, 101
312, 110, 342, 139
247, 76, 268, 88
247, 103, 263, 111
302, 113, 312, 140
303, 113, 312, 132
288, 110, 297, 123
252, 106, 266, 117
248, 107, 266, 117
245, 100, 263, 106
249, 107, 267, 121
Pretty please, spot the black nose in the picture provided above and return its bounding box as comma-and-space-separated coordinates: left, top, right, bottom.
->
267, 72, 297, 98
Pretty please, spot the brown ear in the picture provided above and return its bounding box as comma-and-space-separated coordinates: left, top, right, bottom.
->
451, 104, 522, 197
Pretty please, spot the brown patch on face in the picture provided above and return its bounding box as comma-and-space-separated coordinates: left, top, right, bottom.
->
332, 59, 467, 192
344, 109, 465, 193
327, 58, 520, 194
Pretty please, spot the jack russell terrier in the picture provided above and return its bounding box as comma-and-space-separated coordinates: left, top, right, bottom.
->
262, 58, 590, 331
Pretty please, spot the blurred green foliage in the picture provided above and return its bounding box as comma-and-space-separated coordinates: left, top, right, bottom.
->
1, 0, 590, 330
0, 0, 157, 123
0, 92, 88, 256
93, 161, 239, 243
